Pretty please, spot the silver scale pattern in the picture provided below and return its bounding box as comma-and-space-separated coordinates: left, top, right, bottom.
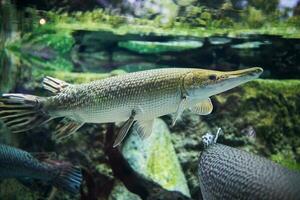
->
198, 144, 300, 200
47, 68, 195, 123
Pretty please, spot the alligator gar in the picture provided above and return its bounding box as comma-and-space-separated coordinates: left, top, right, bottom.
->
0, 67, 263, 147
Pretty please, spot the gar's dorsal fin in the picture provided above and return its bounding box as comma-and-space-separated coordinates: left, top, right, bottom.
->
42, 76, 70, 94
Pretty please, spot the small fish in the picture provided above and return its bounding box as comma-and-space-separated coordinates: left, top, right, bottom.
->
0, 67, 263, 147
241, 125, 256, 137
0, 144, 82, 194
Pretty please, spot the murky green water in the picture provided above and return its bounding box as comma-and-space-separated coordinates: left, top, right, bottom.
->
1, 0, 300, 199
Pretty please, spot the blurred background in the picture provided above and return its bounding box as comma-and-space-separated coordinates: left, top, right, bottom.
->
0, 0, 300, 199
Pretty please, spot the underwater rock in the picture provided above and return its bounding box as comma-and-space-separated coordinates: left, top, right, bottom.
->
109, 180, 142, 200
208, 37, 232, 45
112, 51, 143, 63
72, 50, 111, 72
118, 40, 203, 54
198, 144, 300, 200
231, 40, 271, 49
121, 118, 191, 197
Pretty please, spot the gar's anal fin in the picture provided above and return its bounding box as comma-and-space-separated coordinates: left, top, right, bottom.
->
52, 118, 84, 142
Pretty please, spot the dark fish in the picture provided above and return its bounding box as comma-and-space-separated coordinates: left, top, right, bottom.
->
0, 144, 82, 194
241, 125, 256, 137
198, 144, 300, 200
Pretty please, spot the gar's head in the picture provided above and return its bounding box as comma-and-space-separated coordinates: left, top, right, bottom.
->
183, 67, 263, 98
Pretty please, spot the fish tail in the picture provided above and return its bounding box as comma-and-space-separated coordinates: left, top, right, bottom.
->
0, 93, 50, 133
52, 163, 82, 194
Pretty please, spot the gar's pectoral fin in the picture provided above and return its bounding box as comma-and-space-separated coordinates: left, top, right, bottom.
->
190, 98, 213, 115
113, 110, 136, 148
135, 119, 154, 140
42, 76, 70, 94
52, 118, 84, 142
172, 96, 188, 126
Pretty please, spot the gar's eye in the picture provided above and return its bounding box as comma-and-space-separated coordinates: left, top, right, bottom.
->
208, 74, 217, 80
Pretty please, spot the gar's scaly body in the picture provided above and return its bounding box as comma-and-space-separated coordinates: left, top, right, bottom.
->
0, 67, 263, 146
47, 68, 192, 123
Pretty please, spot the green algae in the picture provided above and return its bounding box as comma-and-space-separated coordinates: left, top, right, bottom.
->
5, 29, 75, 73
96, 163, 114, 179
25, 8, 300, 39
21, 30, 74, 55
146, 121, 186, 191
271, 151, 300, 171
213, 79, 300, 163
109, 181, 141, 200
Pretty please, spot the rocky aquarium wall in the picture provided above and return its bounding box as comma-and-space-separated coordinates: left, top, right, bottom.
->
0, 0, 300, 199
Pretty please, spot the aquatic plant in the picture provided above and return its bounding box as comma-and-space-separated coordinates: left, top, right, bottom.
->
213, 80, 300, 162
20, 6, 299, 39
248, 0, 279, 14
242, 6, 266, 28
271, 150, 300, 171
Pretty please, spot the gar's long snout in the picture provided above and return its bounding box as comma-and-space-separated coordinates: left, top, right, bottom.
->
226, 67, 263, 79
202, 67, 263, 97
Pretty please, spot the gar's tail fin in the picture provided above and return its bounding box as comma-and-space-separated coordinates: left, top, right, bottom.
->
0, 93, 50, 133
52, 163, 82, 194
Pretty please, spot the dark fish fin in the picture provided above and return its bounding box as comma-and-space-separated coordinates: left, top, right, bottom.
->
42, 76, 70, 94
0, 94, 50, 133
52, 118, 84, 142
113, 110, 136, 148
17, 177, 35, 187
135, 119, 154, 140
52, 164, 82, 194
30, 152, 57, 161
